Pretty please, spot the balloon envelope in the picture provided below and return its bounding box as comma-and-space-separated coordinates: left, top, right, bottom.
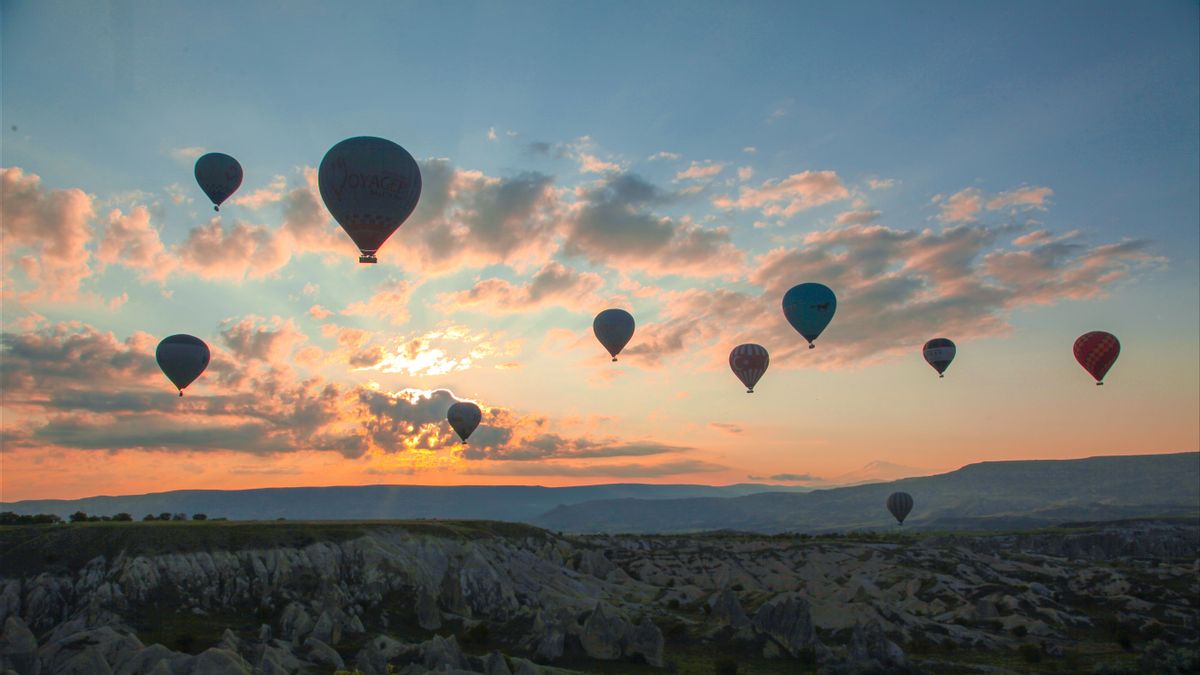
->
922, 338, 956, 377
447, 401, 482, 443
1074, 331, 1120, 384
593, 309, 635, 361
318, 136, 422, 263
194, 153, 243, 211
887, 491, 914, 525
156, 334, 210, 395
782, 283, 837, 347
729, 344, 769, 392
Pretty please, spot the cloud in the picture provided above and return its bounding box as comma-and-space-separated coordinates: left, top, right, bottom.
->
487, 127, 498, 141
170, 146, 206, 160
438, 262, 604, 314
351, 323, 522, 376
164, 183, 192, 205
96, 206, 173, 281
176, 216, 290, 280
742, 147, 757, 154
341, 279, 414, 326
714, 170, 850, 217
675, 161, 725, 181
938, 185, 1054, 222
867, 178, 896, 190
835, 209, 882, 226
462, 459, 725, 477
579, 153, 621, 174
986, 186, 1053, 211
647, 151, 681, 162
308, 305, 334, 319
232, 175, 287, 209
709, 422, 743, 434
1, 167, 95, 301
737, 166, 754, 181
563, 172, 744, 277
769, 473, 821, 482
219, 316, 306, 363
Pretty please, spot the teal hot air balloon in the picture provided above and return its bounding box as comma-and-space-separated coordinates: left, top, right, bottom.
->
318, 136, 422, 263
156, 335, 210, 396
447, 401, 482, 444
593, 309, 635, 362
782, 283, 837, 348
194, 153, 243, 212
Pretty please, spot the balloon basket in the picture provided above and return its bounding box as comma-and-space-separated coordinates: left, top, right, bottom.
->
1096, 382, 1103, 386
611, 357, 617, 362
808, 344, 815, 349
359, 255, 378, 264
746, 389, 753, 394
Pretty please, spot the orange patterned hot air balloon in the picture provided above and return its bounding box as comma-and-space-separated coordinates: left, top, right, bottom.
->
1073, 331, 1120, 385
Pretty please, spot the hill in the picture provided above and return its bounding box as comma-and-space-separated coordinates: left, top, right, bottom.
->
0, 482, 809, 522
534, 452, 1200, 533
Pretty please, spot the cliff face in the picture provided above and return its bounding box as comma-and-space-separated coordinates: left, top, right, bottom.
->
0, 519, 1197, 674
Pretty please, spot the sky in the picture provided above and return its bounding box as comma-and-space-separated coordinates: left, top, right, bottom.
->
2, 0, 1197, 501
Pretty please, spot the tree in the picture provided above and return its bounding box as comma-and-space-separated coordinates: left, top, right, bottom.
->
113, 513, 133, 522
143, 514, 157, 521
159, 513, 172, 521
172, 513, 187, 521
192, 513, 208, 521
69, 511, 88, 523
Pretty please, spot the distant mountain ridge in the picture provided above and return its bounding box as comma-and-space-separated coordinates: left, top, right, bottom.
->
534, 452, 1200, 533
827, 460, 933, 486
0, 482, 810, 522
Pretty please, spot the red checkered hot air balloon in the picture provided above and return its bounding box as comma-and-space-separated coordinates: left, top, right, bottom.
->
1073, 331, 1120, 385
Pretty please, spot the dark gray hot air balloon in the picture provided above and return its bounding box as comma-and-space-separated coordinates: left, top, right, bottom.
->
318, 136, 422, 263
729, 343, 769, 393
156, 334, 210, 396
194, 153, 243, 212
593, 309, 635, 362
447, 401, 482, 444
886, 491, 914, 525
782, 283, 836, 348
922, 338, 956, 378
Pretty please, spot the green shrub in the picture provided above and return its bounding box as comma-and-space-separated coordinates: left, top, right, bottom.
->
714, 656, 738, 675
1018, 643, 1042, 663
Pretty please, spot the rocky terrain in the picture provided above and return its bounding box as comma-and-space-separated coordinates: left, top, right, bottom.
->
1, 518, 1197, 674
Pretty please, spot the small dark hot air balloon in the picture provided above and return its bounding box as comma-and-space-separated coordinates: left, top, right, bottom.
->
593, 309, 635, 362
156, 334, 210, 396
318, 136, 422, 263
1074, 331, 1120, 385
729, 343, 769, 393
782, 283, 836, 348
447, 401, 482, 444
887, 491, 914, 525
923, 338, 956, 378
194, 153, 243, 212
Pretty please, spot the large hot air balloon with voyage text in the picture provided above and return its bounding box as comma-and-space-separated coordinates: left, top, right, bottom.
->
319, 136, 422, 263
729, 344, 770, 393
593, 309, 635, 362
156, 334, 210, 396
782, 283, 837, 348
447, 401, 482, 444
194, 153, 243, 212
1074, 331, 1120, 385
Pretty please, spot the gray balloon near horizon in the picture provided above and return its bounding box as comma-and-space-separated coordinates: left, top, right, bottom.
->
593, 309, 635, 362
887, 491, 914, 525
156, 334, 210, 396
447, 401, 482, 444
318, 136, 422, 264
194, 153, 243, 212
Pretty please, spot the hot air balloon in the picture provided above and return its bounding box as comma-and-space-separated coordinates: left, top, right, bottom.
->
729, 344, 769, 393
923, 338, 956, 378
593, 309, 635, 362
447, 401, 482, 444
887, 491, 913, 525
194, 153, 243, 212
156, 335, 210, 396
782, 283, 836, 348
318, 136, 422, 263
1074, 331, 1120, 385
